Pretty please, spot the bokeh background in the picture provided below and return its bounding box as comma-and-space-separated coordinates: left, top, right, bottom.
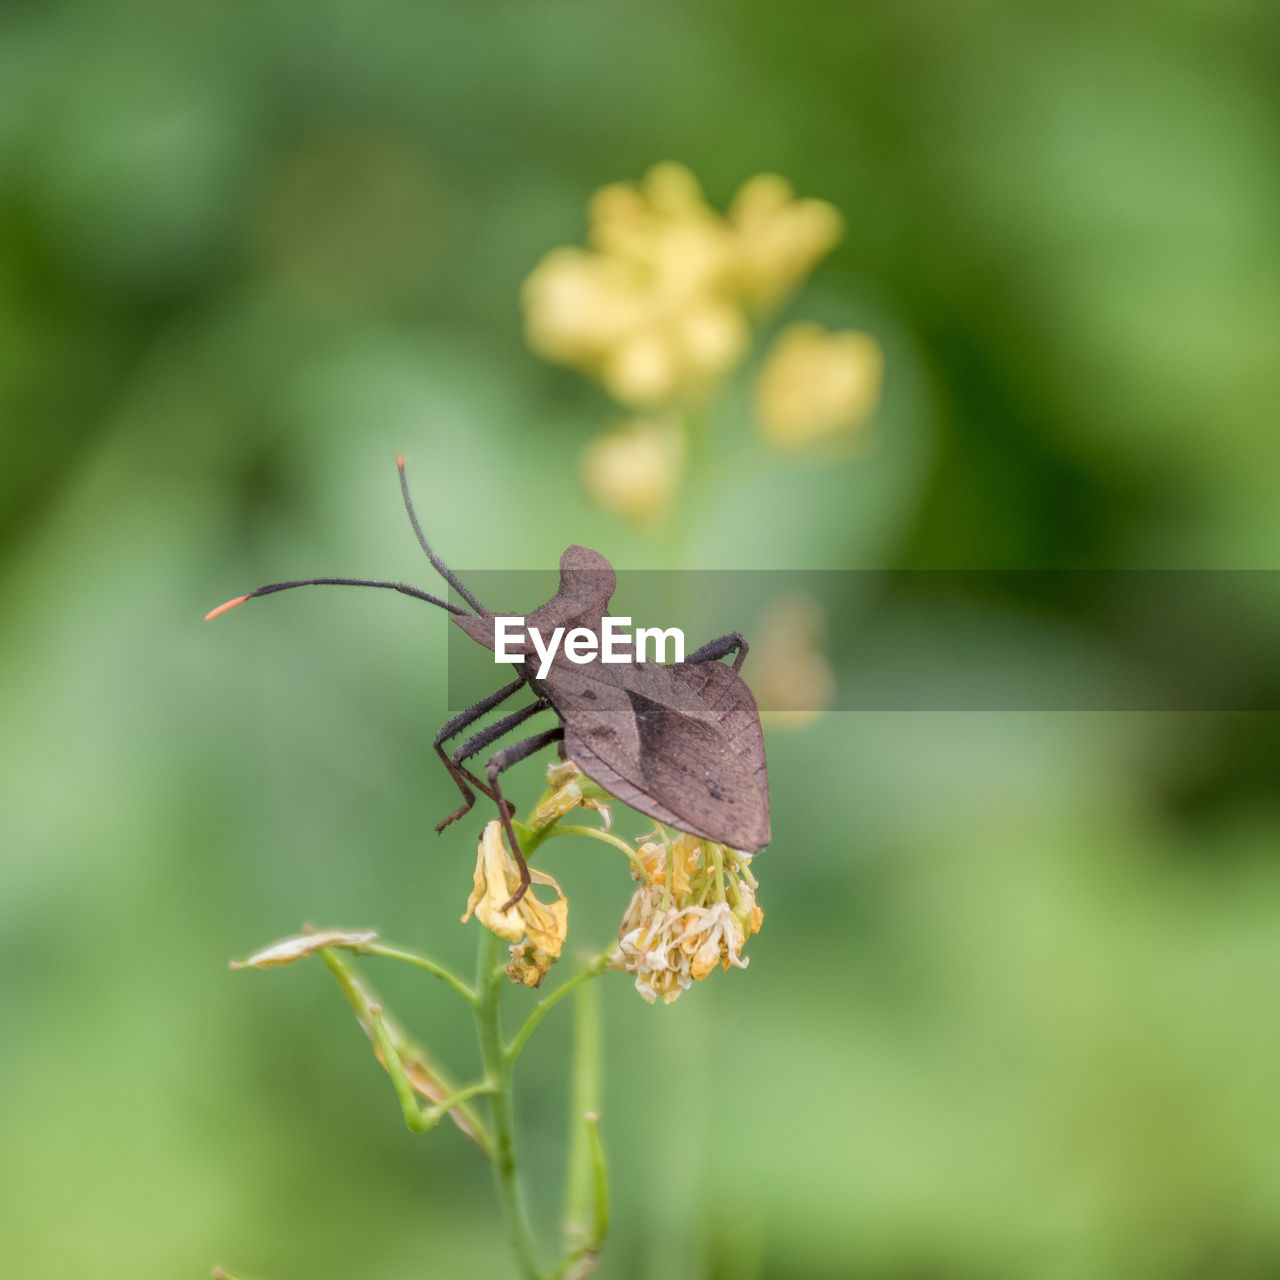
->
3, 2, 1280, 1278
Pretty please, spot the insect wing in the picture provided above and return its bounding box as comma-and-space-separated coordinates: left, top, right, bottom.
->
543, 661, 771, 852
668, 658, 770, 828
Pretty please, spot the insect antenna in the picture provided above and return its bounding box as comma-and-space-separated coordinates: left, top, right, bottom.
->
397, 453, 487, 615
204, 576, 467, 621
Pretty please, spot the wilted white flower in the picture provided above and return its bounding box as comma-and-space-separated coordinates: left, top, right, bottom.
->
610, 831, 763, 1004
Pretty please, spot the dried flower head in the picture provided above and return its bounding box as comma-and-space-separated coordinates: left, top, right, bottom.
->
229, 927, 378, 969
463, 821, 569, 987
529, 758, 614, 831
610, 830, 763, 1005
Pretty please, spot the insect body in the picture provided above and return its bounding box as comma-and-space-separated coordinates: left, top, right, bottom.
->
207, 458, 770, 905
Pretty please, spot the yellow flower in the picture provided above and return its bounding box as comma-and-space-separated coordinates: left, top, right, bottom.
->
610, 831, 762, 1005
588, 163, 730, 292
728, 173, 843, 308
750, 591, 837, 731
462, 821, 569, 987
523, 165, 745, 406
579, 417, 685, 522
519, 247, 642, 368
755, 321, 883, 448
523, 163, 842, 409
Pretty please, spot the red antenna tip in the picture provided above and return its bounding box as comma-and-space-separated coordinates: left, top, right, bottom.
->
396, 452, 405, 468
204, 594, 250, 621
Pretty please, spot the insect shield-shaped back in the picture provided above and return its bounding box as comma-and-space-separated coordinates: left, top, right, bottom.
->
452, 545, 617, 654
456, 546, 771, 855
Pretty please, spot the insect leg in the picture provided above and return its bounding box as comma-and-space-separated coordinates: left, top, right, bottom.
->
433, 678, 525, 831
685, 631, 749, 672
445, 702, 549, 824
439, 699, 551, 832
485, 726, 565, 910
453, 701, 549, 769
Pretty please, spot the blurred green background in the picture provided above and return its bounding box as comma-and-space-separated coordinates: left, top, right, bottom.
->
3, 2, 1280, 1278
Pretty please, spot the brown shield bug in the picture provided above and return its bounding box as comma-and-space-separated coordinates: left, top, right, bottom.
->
207, 457, 771, 904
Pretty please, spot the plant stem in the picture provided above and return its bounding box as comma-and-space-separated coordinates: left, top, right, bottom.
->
562, 981, 603, 1248
475, 926, 544, 1280
546, 824, 652, 879
362, 941, 477, 1005
426, 1079, 499, 1117
319, 947, 492, 1152
708, 840, 726, 904
508, 954, 609, 1065
369, 1001, 431, 1133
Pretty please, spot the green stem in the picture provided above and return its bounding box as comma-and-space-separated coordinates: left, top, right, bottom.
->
423, 1080, 499, 1128
508, 955, 609, 1066
362, 941, 477, 1005
562, 982, 605, 1251
586, 1112, 609, 1248
709, 841, 726, 904
319, 948, 492, 1152
369, 1002, 430, 1133
512, 819, 552, 861
545, 1245, 597, 1280
545, 1111, 608, 1279
660, 843, 675, 913
546, 824, 652, 880
475, 926, 544, 1280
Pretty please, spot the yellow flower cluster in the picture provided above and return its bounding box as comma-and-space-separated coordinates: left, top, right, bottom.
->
609, 831, 763, 1006
522, 163, 842, 409
523, 162, 885, 522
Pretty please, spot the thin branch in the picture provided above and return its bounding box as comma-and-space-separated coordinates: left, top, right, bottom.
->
507, 955, 610, 1066
369, 1002, 431, 1133
362, 940, 477, 1005
475, 927, 544, 1280
547, 825, 653, 881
